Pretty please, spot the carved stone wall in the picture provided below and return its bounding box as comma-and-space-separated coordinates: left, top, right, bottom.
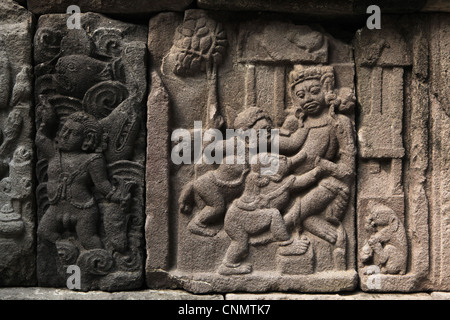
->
0, 0, 35, 286
34, 13, 147, 291
355, 14, 450, 292
0, 1, 447, 295
146, 10, 358, 293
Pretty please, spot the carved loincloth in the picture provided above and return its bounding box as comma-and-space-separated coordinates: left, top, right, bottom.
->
48, 153, 103, 209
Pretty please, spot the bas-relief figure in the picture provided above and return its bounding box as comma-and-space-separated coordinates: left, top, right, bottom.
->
34, 13, 147, 291
146, 10, 358, 293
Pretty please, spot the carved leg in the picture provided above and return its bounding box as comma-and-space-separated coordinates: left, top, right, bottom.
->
333, 223, 347, 270
300, 184, 336, 221
303, 216, 338, 244
76, 208, 103, 250
283, 197, 302, 232
219, 206, 252, 275
188, 204, 225, 237
267, 209, 290, 242
188, 182, 225, 237
37, 206, 62, 244
249, 208, 291, 245
219, 233, 252, 275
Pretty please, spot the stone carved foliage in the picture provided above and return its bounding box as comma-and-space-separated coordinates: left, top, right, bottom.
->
170, 10, 228, 129
34, 13, 146, 291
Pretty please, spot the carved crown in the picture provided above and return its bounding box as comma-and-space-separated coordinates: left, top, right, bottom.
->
289, 65, 335, 90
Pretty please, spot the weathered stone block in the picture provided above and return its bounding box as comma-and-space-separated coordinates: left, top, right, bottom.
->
34, 12, 147, 291
27, 0, 193, 15
355, 14, 450, 292
0, 0, 35, 286
197, 0, 430, 16
146, 10, 357, 293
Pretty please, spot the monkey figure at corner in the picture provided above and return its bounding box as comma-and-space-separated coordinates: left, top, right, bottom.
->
36, 98, 130, 252
360, 202, 407, 275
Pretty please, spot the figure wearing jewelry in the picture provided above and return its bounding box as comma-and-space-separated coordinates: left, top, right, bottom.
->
37, 107, 125, 250
279, 65, 355, 259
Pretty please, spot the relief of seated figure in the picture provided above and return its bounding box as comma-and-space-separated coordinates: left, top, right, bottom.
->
279, 65, 355, 245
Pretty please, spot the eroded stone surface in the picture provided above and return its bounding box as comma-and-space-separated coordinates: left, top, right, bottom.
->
226, 292, 435, 300
34, 12, 147, 291
0, 287, 224, 300
27, 0, 193, 15
146, 10, 357, 293
197, 0, 432, 15
355, 14, 450, 292
0, 0, 35, 286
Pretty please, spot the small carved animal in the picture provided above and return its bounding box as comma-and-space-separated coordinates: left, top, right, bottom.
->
360, 203, 407, 275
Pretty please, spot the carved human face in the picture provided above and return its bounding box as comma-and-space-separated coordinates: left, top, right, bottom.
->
57, 119, 85, 151
293, 79, 327, 116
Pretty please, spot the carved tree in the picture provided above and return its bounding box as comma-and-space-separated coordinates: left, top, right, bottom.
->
172, 11, 228, 129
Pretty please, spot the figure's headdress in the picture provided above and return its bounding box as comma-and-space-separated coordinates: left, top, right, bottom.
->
289, 65, 335, 91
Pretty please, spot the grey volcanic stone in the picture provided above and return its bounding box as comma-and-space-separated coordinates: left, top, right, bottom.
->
27, 0, 193, 15
146, 9, 357, 293
355, 14, 450, 292
226, 292, 436, 300
0, 288, 223, 300
34, 12, 147, 291
0, 0, 36, 286
197, 0, 431, 16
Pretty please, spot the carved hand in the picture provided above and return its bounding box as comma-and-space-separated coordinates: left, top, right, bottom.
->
368, 235, 382, 248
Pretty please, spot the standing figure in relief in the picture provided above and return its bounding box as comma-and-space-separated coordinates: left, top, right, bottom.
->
36, 103, 126, 251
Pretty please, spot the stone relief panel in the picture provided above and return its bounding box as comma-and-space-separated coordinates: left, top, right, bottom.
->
146, 10, 357, 293
34, 13, 147, 291
356, 15, 450, 292
0, 0, 35, 286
